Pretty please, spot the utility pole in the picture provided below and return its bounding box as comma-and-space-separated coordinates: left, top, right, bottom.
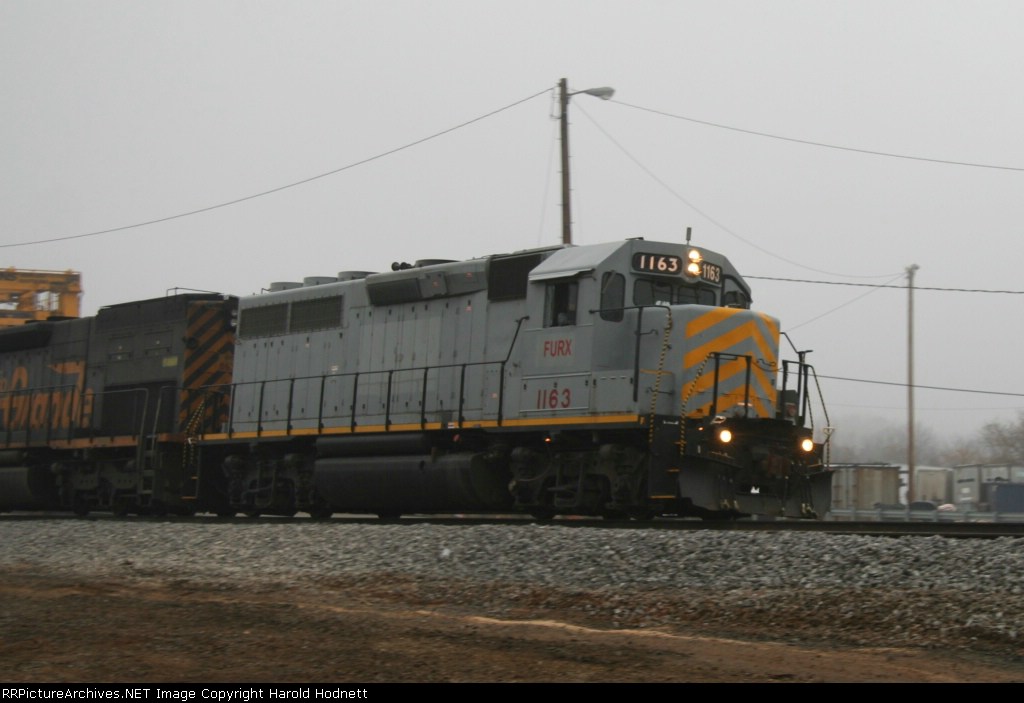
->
906, 263, 919, 504
559, 78, 572, 246
557, 78, 615, 246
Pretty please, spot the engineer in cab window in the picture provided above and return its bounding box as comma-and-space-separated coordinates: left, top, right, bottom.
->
547, 281, 578, 326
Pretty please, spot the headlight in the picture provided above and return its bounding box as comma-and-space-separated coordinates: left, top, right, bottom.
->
718, 428, 733, 444
800, 437, 815, 453
686, 248, 703, 277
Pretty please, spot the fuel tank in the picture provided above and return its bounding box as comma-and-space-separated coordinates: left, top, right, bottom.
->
314, 452, 513, 515
0, 464, 57, 510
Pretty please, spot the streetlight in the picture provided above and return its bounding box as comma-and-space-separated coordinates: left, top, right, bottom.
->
559, 78, 615, 245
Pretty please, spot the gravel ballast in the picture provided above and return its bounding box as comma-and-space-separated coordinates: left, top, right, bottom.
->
2, 519, 1022, 656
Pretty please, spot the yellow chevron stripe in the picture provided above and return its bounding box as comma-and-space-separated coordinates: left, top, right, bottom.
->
681, 311, 781, 419
688, 360, 774, 404
685, 306, 745, 336
688, 353, 776, 393
684, 317, 777, 370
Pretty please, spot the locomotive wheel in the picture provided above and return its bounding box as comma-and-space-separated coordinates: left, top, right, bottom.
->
530, 508, 556, 521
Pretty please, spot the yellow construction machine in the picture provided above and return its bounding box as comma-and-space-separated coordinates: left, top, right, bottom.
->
0, 268, 82, 326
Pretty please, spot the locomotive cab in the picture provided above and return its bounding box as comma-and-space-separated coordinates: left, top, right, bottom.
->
508, 239, 827, 519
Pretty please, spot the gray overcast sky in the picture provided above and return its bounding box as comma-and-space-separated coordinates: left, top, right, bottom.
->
3, 1, 1023, 447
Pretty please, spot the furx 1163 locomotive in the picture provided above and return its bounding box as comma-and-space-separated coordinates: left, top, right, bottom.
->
0, 238, 830, 519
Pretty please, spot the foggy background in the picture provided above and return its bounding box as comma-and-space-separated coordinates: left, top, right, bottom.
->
3, 1, 1023, 460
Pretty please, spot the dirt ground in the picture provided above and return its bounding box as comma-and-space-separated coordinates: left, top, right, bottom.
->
1, 568, 1023, 684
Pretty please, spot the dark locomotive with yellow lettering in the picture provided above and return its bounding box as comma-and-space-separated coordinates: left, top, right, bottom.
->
0, 294, 235, 515
0, 238, 830, 519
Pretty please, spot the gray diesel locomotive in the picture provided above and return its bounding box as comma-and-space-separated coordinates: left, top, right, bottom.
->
0, 237, 830, 519
193, 237, 830, 520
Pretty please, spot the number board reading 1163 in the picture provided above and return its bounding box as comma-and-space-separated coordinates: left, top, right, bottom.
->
631, 253, 722, 283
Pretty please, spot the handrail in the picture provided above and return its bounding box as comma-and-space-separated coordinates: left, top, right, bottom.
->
194, 357, 510, 438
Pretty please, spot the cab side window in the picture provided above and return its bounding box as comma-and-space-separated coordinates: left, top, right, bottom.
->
545, 281, 578, 327
600, 272, 624, 322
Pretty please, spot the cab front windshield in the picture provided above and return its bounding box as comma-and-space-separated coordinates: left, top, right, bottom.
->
634, 279, 717, 307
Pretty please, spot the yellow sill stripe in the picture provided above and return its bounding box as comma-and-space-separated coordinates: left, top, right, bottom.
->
198, 413, 645, 442
3, 436, 141, 450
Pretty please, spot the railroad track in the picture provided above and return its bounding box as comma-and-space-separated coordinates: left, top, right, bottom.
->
3, 511, 1024, 538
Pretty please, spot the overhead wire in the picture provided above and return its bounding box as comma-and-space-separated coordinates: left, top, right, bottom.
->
536, 117, 559, 245
10, 88, 1021, 253
572, 101, 902, 279
782, 273, 906, 333
575, 96, 1024, 318
569, 102, 1024, 354
749, 275, 1024, 295
774, 274, 1024, 406
5, 84, 1022, 420
820, 374, 1024, 398
771, 273, 1024, 411
1, 87, 553, 249
569, 99, 1024, 415
570, 100, 1024, 405
611, 100, 1024, 172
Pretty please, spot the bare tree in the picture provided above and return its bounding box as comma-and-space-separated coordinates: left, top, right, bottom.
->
828, 421, 986, 466
979, 414, 1024, 465
934, 436, 986, 467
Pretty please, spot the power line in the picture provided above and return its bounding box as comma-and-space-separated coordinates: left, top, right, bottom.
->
2, 88, 552, 249
767, 271, 1024, 333
612, 100, 1024, 172
750, 274, 1024, 295
830, 401, 1024, 413
578, 100, 1024, 296
573, 102, 898, 279
774, 278, 1024, 406
783, 273, 904, 333
820, 374, 1024, 398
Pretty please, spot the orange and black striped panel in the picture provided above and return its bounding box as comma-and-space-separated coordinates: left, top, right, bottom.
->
179, 300, 235, 433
